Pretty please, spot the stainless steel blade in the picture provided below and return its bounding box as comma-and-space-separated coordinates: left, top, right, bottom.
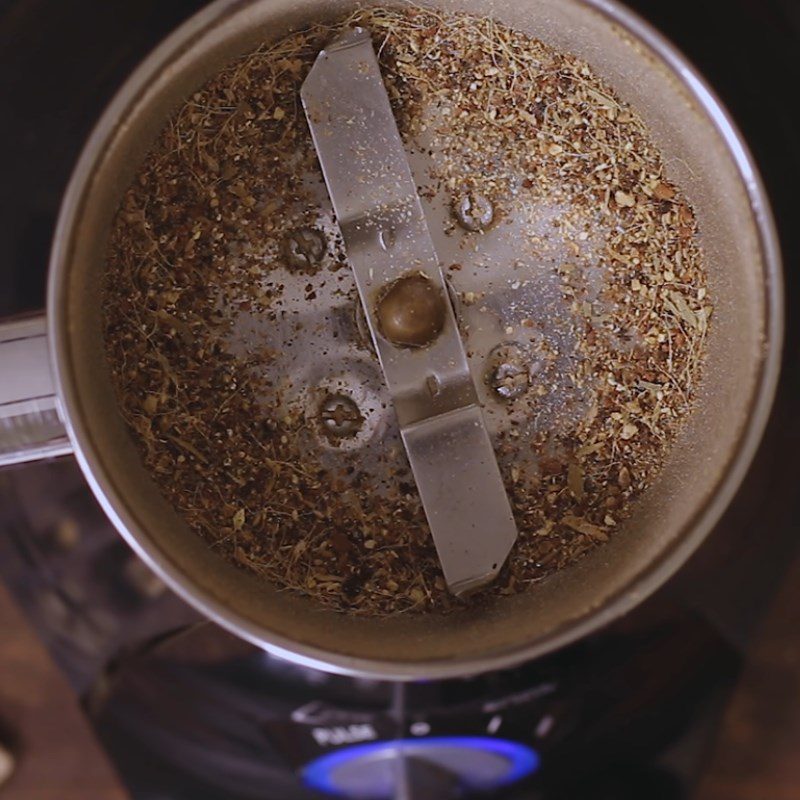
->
301, 27, 517, 596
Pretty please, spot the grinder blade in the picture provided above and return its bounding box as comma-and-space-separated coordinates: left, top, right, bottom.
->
301, 27, 518, 596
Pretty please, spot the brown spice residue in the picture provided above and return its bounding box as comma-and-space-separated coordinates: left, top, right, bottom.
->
103, 7, 713, 616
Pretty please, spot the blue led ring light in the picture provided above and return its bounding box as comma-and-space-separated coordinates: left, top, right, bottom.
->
303, 736, 540, 797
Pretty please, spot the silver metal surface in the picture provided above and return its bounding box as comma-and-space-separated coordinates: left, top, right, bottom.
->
301, 27, 518, 595
0, 314, 71, 466
39, 0, 783, 679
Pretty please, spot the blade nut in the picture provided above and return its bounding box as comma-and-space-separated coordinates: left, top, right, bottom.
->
454, 192, 494, 232
375, 273, 446, 348
283, 227, 326, 270
487, 343, 530, 400
319, 394, 364, 439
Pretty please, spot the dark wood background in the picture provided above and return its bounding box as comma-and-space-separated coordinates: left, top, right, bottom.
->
0, 583, 127, 799
0, 0, 797, 797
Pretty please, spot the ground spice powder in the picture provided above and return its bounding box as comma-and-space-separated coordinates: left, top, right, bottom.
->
103, 7, 712, 616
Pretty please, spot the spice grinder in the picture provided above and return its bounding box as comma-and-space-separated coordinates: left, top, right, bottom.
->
0, 0, 782, 679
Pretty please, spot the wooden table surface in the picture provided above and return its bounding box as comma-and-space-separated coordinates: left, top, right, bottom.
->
0, 582, 128, 800
696, 548, 800, 800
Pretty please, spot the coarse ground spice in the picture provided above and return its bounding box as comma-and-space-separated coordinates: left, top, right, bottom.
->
103, 6, 713, 616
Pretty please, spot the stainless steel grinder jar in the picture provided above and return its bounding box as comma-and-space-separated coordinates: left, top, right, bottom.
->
0, 0, 783, 679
